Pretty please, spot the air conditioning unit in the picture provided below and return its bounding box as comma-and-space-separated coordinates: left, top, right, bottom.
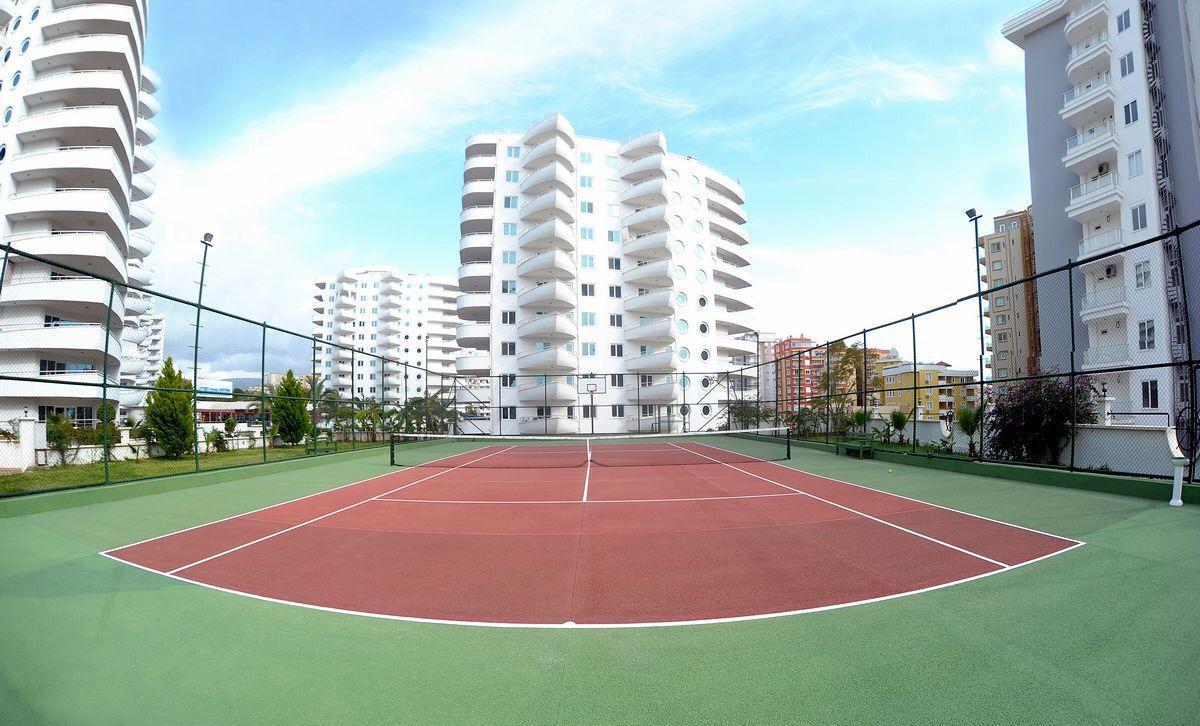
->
1098, 162, 1111, 175
1103, 264, 1117, 278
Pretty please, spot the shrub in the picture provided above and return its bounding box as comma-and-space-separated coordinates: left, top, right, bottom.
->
145, 357, 195, 459
224, 415, 237, 435
273, 371, 309, 446
987, 377, 1097, 464
205, 429, 228, 453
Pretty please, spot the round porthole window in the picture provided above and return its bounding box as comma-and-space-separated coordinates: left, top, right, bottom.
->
696, 269, 708, 283
691, 220, 704, 233
673, 265, 686, 280
11, 71, 20, 88
694, 243, 705, 259
30, 7, 40, 21
702, 405, 711, 416
2, 107, 11, 126
670, 191, 682, 204
0, 144, 6, 162
675, 291, 687, 306
677, 319, 689, 334
679, 347, 691, 361
2, 48, 10, 63
701, 377, 711, 389
669, 169, 680, 180
698, 296, 708, 309
670, 215, 683, 229
11, 18, 20, 32
689, 197, 701, 209
20, 38, 29, 54
699, 322, 709, 334
690, 174, 700, 187
700, 349, 711, 361
680, 375, 691, 389
671, 239, 685, 254
680, 404, 690, 416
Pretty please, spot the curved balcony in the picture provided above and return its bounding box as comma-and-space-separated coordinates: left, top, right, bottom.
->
621, 204, 669, 235
138, 92, 161, 119
623, 230, 671, 259
1081, 343, 1132, 371
1066, 172, 1122, 222
624, 318, 677, 344
121, 325, 148, 345
333, 347, 353, 361
712, 235, 751, 266
714, 286, 753, 313
0, 324, 122, 368
710, 216, 750, 245
455, 352, 492, 376
14, 105, 132, 164
623, 289, 674, 315
625, 380, 680, 403
707, 191, 747, 225
459, 205, 494, 236
130, 201, 155, 229
517, 380, 576, 404
30, 33, 139, 94
456, 292, 491, 321
0, 277, 125, 324
1066, 32, 1111, 84
0, 0, 14, 25
377, 319, 404, 335
127, 262, 153, 286
619, 177, 666, 206
713, 260, 751, 289
31, 369, 122, 401
619, 152, 667, 181
519, 416, 579, 435
1064, 0, 1107, 45
5, 189, 127, 249
518, 189, 575, 224
2, 230, 126, 279
1077, 229, 1123, 260
133, 143, 158, 172
518, 218, 575, 252
8, 146, 130, 206
1062, 120, 1118, 174
716, 336, 757, 356
703, 170, 746, 206
135, 117, 160, 145
517, 313, 577, 341
459, 233, 492, 264
124, 292, 151, 315
463, 153, 497, 182
1060, 72, 1113, 127
517, 280, 574, 310
141, 65, 162, 94
625, 349, 680, 373
522, 136, 576, 172
521, 113, 575, 149
619, 131, 666, 159
457, 262, 492, 292
455, 322, 491, 350
516, 346, 577, 372
461, 179, 495, 207
519, 161, 575, 196
517, 248, 575, 280
1080, 285, 1130, 323
121, 355, 147, 376
456, 386, 491, 406
131, 172, 156, 202
23, 70, 135, 131
378, 307, 401, 321
622, 259, 672, 286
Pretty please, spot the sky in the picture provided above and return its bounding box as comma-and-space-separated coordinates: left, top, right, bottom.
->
141, 0, 1040, 377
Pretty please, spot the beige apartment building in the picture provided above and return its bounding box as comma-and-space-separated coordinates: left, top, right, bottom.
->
979, 208, 1041, 382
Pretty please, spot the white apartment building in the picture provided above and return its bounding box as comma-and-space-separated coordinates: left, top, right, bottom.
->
116, 305, 162, 415
311, 267, 461, 403
456, 113, 755, 435
0, 0, 160, 426
1004, 0, 1200, 419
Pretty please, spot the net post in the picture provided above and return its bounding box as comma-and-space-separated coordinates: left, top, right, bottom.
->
786, 428, 792, 460
1068, 258, 1077, 470
310, 337, 318, 455
911, 315, 918, 452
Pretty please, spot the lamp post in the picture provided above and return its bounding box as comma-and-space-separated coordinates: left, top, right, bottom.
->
966, 209, 985, 459
192, 233, 213, 470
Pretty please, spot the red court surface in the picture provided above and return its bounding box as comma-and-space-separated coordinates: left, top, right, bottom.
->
102, 442, 1084, 627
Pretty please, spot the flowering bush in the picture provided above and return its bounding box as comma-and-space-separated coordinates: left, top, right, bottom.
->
987, 377, 1096, 464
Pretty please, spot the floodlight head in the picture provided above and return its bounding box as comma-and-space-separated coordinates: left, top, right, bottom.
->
201, 232, 214, 244
965, 208, 979, 221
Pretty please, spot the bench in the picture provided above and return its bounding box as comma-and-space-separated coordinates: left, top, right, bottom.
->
835, 434, 874, 459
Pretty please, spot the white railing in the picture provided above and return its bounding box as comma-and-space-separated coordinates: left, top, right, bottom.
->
516, 280, 571, 298
1078, 228, 1123, 256
1065, 120, 1114, 151
518, 189, 563, 212
1068, 0, 1106, 22
618, 151, 665, 172
621, 288, 671, 304
1083, 343, 1130, 366
1068, 172, 1118, 202
1081, 285, 1128, 310
1067, 32, 1109, 62
624, 347, 674, 362
1063, 72, 1112, 105
38, 32, 130, 49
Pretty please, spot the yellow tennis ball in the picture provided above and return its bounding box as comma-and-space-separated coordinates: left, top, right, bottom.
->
888, 469, 894, 473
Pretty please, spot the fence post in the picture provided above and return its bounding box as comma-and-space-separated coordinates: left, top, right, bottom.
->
1068, 259, 1077, 471
260, 323, 268, 463
101, 280, 116, 485
911, 314, 918, 452
350, 349, 357, 449
310, 340, 318, 453
823, 343, 831, 444
861, 330, 868, 435
191, 238, 211, 473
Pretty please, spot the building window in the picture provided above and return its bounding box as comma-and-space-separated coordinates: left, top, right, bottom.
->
610, 374, 624, 386
503, 195, 518, 209
579, 151, 593, 164
502, 223, 517, 236
501, 280, 516, 293
608, 285, 622, 298
1117, 9, 1131, 32
500, 374, 516, 387
582, 405, 597, 419
580, 176, 593, 188
1138, 320, 1155, 350
990, 242, 1001, 252
581, 342, 596, 356
581, 312, 596, 326
606, 155, 619, 168
1131, 260, 1150, 289
581, 226, 594, 240
1128, 149, 1143, 178
581, 255, 595, 268
500, 342, 516, 355
610, 344, 623, 357
610, 404, 625, 417
581, 283, 595, 297
607, 257, 621, 270
608, 230, 621, 243
501, 406, 516, 420
501, 251, 517, 264
1124, 100, 1139, 125
609, 314, 622, 327
991, 260, 1003, 270
1120, 52, 1135, 77
506, 146, 520, 158
1132, 203, 1148, 232
501, 310, 516, 324
1142, 380, 1159, 408
580, 201, 593, 213
994, 296, 1007, 308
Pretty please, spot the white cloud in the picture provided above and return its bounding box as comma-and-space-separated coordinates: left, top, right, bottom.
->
786, 52, 977, 112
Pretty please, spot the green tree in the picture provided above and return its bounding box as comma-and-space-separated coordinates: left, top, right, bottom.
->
45, 412, 75, 466
144, 357, 195, 459
956, 405, 982, 458
890, 409, 910, 446
273, 370, 309, 446
223, 415, 237, 435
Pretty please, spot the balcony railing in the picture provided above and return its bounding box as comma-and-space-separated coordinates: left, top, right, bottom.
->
1063, 72, 1112, 105
1080, 285, 1128, 311
1067, 0, 1105, 22
1065, 120, 1114, 151
1083, 343, 1130, 366
1078, 229, 1123, 257
1068, 172, 1118, 202
1067, 32, 1109, 62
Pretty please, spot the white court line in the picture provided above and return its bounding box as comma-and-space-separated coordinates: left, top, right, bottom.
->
374, 492, 805, 505
670, 443, 1011, 568
100, 445, 499, 555
693, 441, 1086, 546
582, 440, 592, 503
158, 446, 515, 575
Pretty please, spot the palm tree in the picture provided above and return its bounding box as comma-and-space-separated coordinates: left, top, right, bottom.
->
956, 405, 982, 458
890, 409, 910, 446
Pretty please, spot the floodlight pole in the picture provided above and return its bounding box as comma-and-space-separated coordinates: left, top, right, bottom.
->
968, 210, 985, 460
192, 233, 213, 471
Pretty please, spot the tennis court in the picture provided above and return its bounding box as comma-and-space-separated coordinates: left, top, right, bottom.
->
102, 431, 1081, 626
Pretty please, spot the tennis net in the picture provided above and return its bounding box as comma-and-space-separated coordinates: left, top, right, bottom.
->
388, 427, 791, 469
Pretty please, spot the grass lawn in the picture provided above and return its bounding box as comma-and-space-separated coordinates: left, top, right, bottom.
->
0, 445, 1197, 724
